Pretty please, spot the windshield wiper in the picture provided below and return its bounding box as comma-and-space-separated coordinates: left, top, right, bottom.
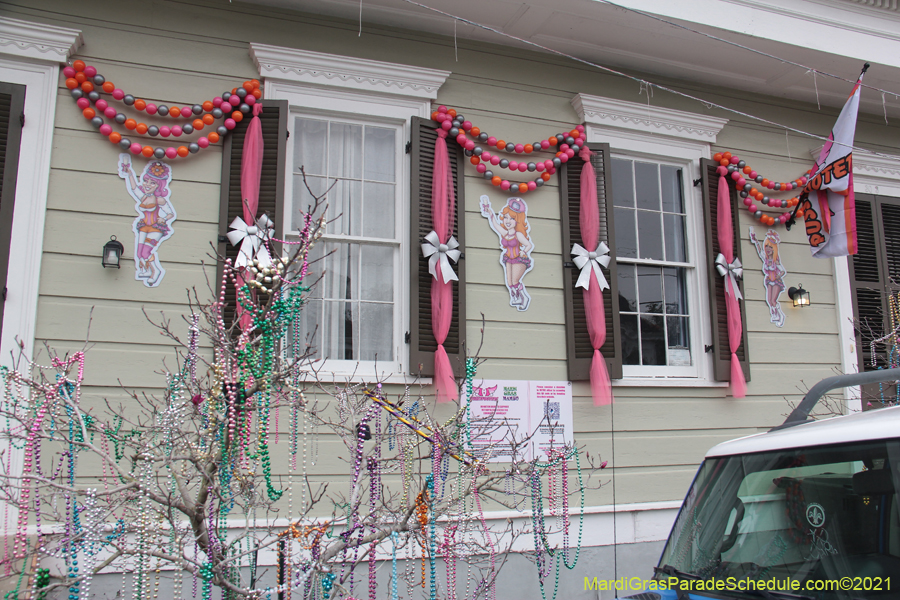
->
655, 564, 700, 580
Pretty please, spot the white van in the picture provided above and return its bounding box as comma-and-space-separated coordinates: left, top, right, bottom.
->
652, 370, 900, 599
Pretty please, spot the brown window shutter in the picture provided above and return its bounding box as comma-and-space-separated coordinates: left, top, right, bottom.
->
216, 99, 288, 327
700, 158, 750, 382
558, 144, 622, 381
0, 82, 26, 337
850, 194, 900, 372
408, 116, 466, 377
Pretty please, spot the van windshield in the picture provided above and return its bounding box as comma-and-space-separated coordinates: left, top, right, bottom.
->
657, 438, 900, 598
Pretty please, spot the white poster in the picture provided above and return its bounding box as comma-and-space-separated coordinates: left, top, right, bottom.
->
531, 381, 575, 459
465, 380, 574, 462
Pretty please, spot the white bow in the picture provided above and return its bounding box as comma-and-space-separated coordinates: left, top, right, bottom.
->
421, 230, 461, 284
227, 213, 275, 269
571, 242, 610, 291
715, 253, 743, 301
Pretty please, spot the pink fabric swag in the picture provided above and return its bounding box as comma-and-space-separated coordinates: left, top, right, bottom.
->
717, 173, 747, 398
431, 129, 458, 403
237, 103, 265, 332
578, 147, 613, 406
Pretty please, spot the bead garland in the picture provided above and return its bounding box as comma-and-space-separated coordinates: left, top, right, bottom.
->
712, 151, 811, 226
432, 105, 585, 194
65, 59, 262, 160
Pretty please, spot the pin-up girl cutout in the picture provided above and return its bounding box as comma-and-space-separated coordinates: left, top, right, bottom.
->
480, 195, 535, 311
749, 227, 787, 328
118, 154, 177, 287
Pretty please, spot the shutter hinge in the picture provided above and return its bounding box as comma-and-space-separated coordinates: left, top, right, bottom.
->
563, 261, 575, 268
693, 178, 702, 187
704, 344, 714, 353
404, 331, 411, 344
405, 141, 411, 154
1, 287, 6, 301
19, 113, 24, 127
218, 235, 228, 244
285, 130, 289, 139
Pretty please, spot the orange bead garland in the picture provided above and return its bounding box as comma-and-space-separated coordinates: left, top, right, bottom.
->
714, 150, 809, 227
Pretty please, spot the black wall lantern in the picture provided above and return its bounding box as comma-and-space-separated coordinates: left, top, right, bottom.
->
102, 235, 125, 268
788, 284, 811, 307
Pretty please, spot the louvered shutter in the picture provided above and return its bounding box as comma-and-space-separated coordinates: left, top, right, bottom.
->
217, 100, 288, 327
850, 194, 900, 372
700, 158, 750, 381
0, 83, 25, 337
558, 145, 622, 380
408, 116, 466, 377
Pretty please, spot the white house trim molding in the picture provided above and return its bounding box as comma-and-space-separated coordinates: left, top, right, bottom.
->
0, 16, 83, 63
572, 94, 729, 143
0, 18, 81, 371
250, 44, 450, 100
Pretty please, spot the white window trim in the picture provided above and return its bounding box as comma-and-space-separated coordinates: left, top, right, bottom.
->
572, 94, 729, 386
825, 146, 900, 412
0, 17, 82, 370
250, 44, 450, 382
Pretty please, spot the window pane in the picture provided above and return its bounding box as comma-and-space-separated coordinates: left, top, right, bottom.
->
663, 267, 688, 315
364, 127, 396, 182
612, 158, 634, 208
661, 166, 684, 213
617, 264, 637, 312
325, 180, 362, 236
614, 207, 637, 258
359, 302, 393, 361
293, 118, 327, 176
293, 175, 328, 232
322, 243, 359, 301
621, 314, 639, 365
295, 298, 321, 357
640, 314, 666, 365
362, 182, 395, 239
637, 211, 663, 261
359, 245, 393, 302
666, 316, 691, 366
634, 162, 660, 211
663, 213, 686, 263
637, 266, 663, 313
328, 122, 363, 179
322, 301, 358, 360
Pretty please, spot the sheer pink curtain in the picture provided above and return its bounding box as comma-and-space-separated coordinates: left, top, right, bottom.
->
236, 104, 264, 332
717, 172, 747, 398
578, 147, 613, 406
431, 129, 457, 402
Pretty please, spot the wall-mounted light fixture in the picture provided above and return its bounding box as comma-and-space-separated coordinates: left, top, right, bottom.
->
102, 235, 125, 269
788, 284, 810, 307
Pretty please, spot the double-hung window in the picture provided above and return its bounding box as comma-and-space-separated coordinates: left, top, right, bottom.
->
612, 158, 694, 375
291, 115, 403, 370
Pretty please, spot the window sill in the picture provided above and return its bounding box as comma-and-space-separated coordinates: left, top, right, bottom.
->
297, 371, 432, 386
612, 377, 729, 388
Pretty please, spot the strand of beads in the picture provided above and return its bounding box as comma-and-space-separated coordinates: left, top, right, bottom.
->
431, 105, 585, 194
713, 151, 810, 226
65, 59, 262, 160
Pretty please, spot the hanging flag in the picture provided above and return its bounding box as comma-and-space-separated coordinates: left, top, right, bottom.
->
798, 64, 867, 258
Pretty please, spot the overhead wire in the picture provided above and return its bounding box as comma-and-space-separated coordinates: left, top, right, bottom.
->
398, 0, 900, 162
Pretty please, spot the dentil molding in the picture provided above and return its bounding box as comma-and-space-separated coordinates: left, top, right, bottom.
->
572, 94, 729, 143
0, 17, 82, 63
250, 44, 450, 100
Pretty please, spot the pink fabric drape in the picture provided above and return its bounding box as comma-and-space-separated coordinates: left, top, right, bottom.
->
717, 174, 747, 398
578, 147, 613, 406
431, 129, 457, 403
237, 104, 264, 332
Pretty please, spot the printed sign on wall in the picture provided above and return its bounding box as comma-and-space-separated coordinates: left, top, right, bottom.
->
118, 155, 177, 288
465, 380, 573, 462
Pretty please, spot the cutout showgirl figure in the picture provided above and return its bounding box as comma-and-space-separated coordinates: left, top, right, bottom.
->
749, 228, 787, 328
480, 195, 535, 311
118, 155, 177, 287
